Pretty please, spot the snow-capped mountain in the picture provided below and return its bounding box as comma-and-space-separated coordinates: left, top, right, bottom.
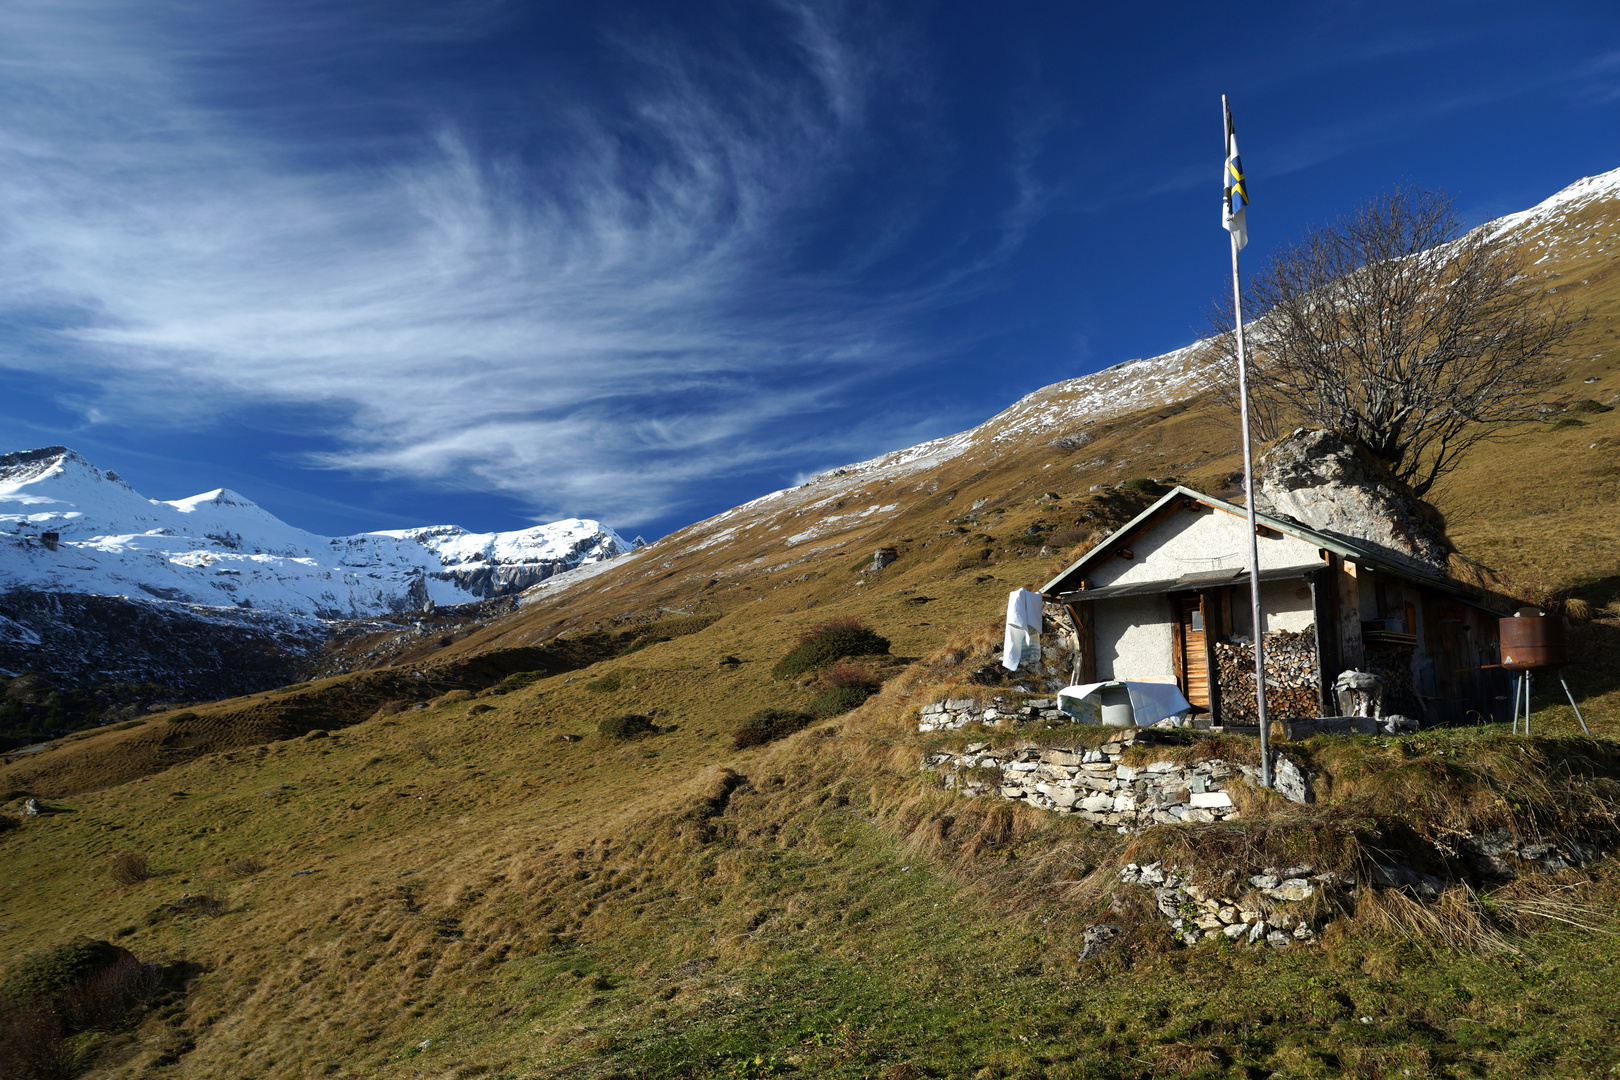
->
0, 446, 639, 619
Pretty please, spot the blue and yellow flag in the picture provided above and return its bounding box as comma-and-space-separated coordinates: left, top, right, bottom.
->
1223, 98, 1248, 251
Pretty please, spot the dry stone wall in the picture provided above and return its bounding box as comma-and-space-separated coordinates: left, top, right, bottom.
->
923, 729, 1255, 827
1116, 861, 1345, 947
917, 694, 1065, 732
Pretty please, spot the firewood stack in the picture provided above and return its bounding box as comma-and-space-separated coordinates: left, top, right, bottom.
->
1362, 643, 1420, 717
1215, 629, 1321, 722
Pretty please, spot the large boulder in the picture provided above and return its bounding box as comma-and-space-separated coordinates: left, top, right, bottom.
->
1254, 429, 1450, 575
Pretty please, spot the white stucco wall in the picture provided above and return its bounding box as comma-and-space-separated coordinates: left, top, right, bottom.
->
1086, 503, 1324, 590
1230, 578, 1316, 635
1095, 595, 1175, 681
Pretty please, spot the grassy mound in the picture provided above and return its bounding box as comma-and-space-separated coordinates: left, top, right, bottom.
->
597, 713, 657, 739
732, 708, 814, 749
772, 619, 890, 681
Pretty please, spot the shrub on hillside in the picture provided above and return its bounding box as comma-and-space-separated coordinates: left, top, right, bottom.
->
109, 852, 149, 887
598, 714, 657, 739
0, 939, 162, 1077
584, 672, 623, 693
165, 711, 198, 725
771, 621, 889, 681
732, 708, 814, 749
1, 940, 131, 1010
620, 634, 670, 655
1048, 527, 1093, 548
809, 685, 873, 718
795, 616, 864, 644
495, 670, 545, 694
794, 661, 883, 719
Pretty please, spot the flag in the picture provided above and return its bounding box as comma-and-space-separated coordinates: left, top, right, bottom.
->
1223, 97, 1248, 251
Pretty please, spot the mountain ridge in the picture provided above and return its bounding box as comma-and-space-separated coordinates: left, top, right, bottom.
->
0, 445, 639, 624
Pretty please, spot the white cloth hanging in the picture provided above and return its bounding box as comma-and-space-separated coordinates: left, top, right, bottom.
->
1001, 588, 1045, 671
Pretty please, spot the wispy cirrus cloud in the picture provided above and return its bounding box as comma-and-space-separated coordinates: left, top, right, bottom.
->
0, 0, 1034, 527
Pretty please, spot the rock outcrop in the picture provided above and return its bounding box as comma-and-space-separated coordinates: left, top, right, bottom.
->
1254, 428, 1450, 575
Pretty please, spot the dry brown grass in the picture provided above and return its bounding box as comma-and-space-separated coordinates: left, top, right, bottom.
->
108, 852, 149, 887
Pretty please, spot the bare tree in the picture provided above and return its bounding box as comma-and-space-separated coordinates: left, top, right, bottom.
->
1203, 187, 1579, 496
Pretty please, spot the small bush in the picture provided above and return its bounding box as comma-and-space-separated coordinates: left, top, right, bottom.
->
620, 635, 670, 655
598, 714, 657, 739
225, 856, 265, 878
1570, 398, 1614, 414
732, 709, 814, 749
772, 622, 890, 681
109, 853, 149, 887
810, 685, 873, 718
584, 672, 623, 693
1, 940, 127, 1009
796, 616, 866, 645
0, 940, 160, 1077
495, 670, 545, 694
192, 892, 227, 917
822, 661, 881, 692
1049, 526, 1092, 548
1118, 477, 1168, 494
165, 711, 198, 725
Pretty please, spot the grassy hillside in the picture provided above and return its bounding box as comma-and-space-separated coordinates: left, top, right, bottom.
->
2, 177, 1620, 1079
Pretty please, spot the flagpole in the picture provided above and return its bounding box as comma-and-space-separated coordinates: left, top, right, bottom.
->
1224, 94, 1271, 788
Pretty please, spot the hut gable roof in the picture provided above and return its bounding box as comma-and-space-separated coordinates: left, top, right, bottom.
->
1040, 486, 1502, 611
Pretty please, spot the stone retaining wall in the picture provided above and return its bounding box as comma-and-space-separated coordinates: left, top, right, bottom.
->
923, 730, 1254, 827
917, 694, 1064, 732
1117, 861, 1345, 947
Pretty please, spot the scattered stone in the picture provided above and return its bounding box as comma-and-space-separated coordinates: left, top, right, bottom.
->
1077, 923, 1121, 962
1267, 878, 1316, 902
1273, 754, 1313, 804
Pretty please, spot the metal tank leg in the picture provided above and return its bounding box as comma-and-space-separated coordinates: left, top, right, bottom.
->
1525, 674, 1533, 737
1559, 674, 1591, 736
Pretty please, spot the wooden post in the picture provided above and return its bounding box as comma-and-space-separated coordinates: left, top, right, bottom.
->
1333, 555, 1365, 671
1309, 566, 1338, 717
1065, 601, 1096, 683
1200, 589, 1222, 724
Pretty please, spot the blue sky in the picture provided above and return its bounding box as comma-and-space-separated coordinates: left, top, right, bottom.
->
2, 1, 1617, 540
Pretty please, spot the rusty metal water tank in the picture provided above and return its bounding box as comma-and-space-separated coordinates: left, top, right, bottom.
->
1499, 614, 1568, 672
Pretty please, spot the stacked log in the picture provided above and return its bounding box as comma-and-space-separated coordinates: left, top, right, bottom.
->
1362, 642, 1420, 717
1215, 629, 1320, 722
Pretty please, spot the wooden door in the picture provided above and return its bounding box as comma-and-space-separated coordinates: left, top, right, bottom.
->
1175, 595, 1210, 710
